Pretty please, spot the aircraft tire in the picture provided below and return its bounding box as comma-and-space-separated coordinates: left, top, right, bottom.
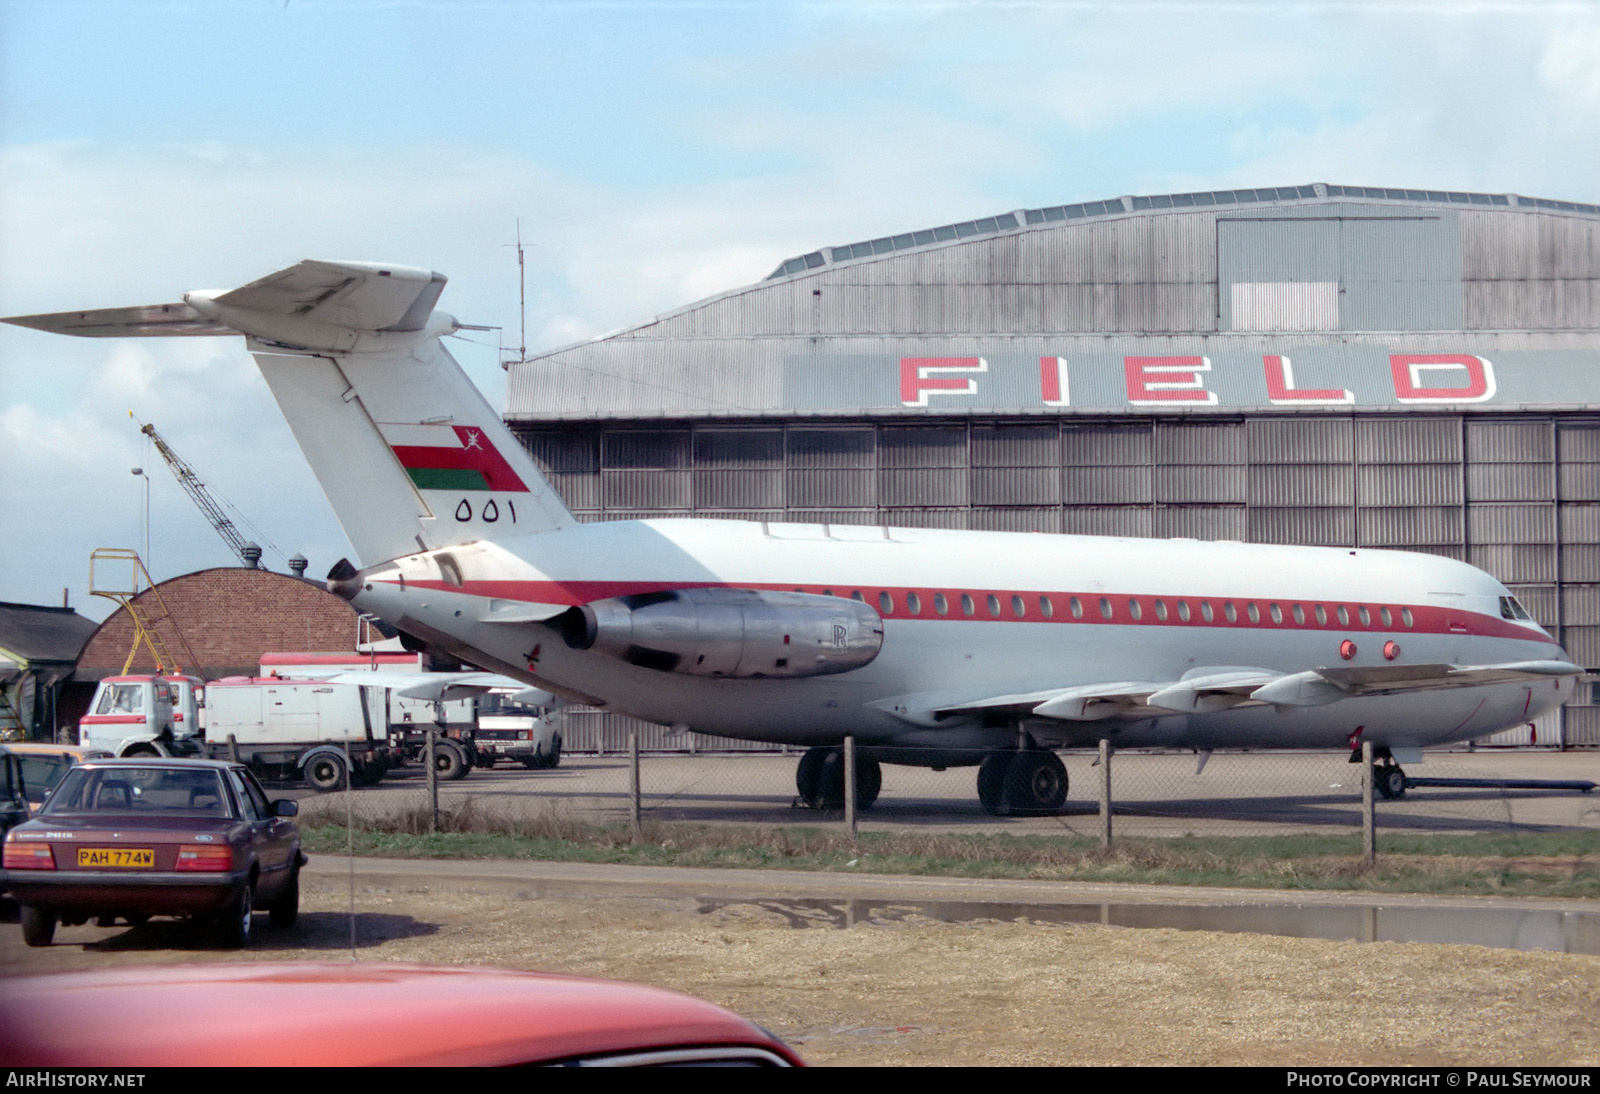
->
977, 752, 1010, 814
795, 747, 881, 810
1008, 749, 1068, 814
1376, 764, 1407, 800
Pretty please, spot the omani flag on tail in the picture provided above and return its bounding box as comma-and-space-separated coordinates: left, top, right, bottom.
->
380, 424, 530, 493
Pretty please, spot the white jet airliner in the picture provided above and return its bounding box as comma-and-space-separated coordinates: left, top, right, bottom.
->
9, 260, 1581, 813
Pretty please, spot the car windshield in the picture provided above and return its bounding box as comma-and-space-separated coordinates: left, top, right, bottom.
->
43, 767, 234, 819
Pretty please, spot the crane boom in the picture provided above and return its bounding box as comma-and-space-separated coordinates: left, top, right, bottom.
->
138, 421, 252, 564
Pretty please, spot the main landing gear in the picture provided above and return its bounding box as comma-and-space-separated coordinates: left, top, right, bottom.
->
1375, 761, 1408, 800
976, 748, 1069, 816
1353, 745, 1409, 800
794, 746, 882, 810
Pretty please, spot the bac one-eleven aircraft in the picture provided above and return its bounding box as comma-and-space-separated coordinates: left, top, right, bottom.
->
9, 260, 1583, 813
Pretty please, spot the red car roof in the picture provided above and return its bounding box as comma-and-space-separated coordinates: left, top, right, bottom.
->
0, 963, 802, 1067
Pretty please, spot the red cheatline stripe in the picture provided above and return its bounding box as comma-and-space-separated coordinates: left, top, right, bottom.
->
390, 426, 528, 493
383, 577, 1551, 645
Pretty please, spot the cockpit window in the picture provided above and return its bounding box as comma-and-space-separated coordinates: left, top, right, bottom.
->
1499, 596, 1533, 622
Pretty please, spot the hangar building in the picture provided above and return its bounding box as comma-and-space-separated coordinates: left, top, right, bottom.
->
506, 183, 1600, 748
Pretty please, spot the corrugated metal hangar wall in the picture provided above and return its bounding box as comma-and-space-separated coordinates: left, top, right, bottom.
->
506, 184, 1600, 748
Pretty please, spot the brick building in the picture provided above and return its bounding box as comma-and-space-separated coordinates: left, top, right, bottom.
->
75, 567, 362, 683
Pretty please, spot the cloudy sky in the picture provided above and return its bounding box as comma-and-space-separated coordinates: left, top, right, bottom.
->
3, 0, 1598, 619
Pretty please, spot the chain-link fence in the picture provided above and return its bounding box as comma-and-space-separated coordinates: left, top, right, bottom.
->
289, 735, 1600, 869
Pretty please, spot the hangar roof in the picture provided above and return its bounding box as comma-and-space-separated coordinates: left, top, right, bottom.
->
765, 183, 1600, 282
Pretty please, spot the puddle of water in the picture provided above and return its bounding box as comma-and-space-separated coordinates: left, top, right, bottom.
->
698, 897, 1600, 955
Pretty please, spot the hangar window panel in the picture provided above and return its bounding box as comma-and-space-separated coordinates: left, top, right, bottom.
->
879, 425, 968, 467
1559, 464, 1600, 501
973, 467, 1060, 506
786, 468, 875, 508
1156, 505, 1246, 540
1561, 585, 1600, 626
1248, 507, 1354, 547
1468, 545, 1556, 585
604, 430, 690, 469
1156, 465, 1246, 504
520, 430, 601, 474
882, 508, 969, 529
1062, 424, 1152, 466
1064, 466, 1152, 505
880, 468, 969, 507
693, 429, 783, 467
972, 424, 1059, 467
693, 470, 783, 509
786, 428, 875, 468
788, 509, 878, 527
1560, 424, 1600, 460
601, 470, 690, 510
1357, 418, 1462, 464
1156, 421, 1245, 465
548, 472, 600, 512
1560, 503, 1600, 542
1357, 507, 1464, 547
1062, 507, 1153, 538
1561, 626, 1600, 669
1467, 464, 1555, 503
971, 507, 1062, 533
1247, 465, 1352, 507
1241, 415, 1356, 463
1467, 504, 1556, 544
1466, 420, 1554, 463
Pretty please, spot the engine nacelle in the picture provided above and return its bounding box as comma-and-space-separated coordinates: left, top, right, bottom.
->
559, 588, 883, 678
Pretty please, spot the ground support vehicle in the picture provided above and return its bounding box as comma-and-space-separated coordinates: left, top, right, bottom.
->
77, 674, 395, 792
1, 757, 302, 948
0, 963, 802, 1066
260, 651, 547, 777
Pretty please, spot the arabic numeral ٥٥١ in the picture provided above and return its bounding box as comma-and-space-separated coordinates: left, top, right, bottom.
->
454, 499, 517, 523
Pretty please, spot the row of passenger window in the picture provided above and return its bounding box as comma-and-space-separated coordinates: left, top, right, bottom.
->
803, 587, 1417, 628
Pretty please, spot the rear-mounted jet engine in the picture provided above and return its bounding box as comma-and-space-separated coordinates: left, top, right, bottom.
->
558, 588, 883, 678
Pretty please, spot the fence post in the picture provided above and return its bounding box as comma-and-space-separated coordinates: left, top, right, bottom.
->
1361, 739, 1375, 868
1098, 738, 1113, 850
628, 726, 641, 843
843, 735, 857, 840
426, 725, 439, 835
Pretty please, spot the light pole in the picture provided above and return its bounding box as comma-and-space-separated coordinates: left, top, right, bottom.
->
131, 467, 150, 584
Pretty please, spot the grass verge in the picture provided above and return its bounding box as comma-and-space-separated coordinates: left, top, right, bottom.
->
299, 801, 1600, 898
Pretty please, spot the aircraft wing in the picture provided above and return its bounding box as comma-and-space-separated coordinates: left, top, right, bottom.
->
879, 660, 1584, 726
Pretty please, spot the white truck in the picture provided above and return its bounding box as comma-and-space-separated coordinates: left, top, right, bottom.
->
259, 652, 562, 773
77, 673, 394, 791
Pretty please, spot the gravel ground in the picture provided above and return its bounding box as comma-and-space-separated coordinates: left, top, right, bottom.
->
3, 863, 1597, 1067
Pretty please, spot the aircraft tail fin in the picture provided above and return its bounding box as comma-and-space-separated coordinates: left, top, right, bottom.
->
5, 260, 574, 566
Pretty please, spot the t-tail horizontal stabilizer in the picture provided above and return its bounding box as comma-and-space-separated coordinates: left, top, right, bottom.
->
4, 259, 576, 566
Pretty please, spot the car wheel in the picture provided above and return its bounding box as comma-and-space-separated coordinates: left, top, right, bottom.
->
433, 740, 469, 781
20, 905, 56, 947
305, 754, 347, 792
545, 735, 561, 769
214, 883, 253, 949
269, 866, 300, 929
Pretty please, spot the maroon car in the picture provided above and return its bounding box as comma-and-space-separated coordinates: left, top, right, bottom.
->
0, 757, 302, 948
